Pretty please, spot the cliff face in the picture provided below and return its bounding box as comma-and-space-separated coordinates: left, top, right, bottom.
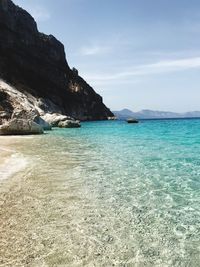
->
0, 0, 113, 121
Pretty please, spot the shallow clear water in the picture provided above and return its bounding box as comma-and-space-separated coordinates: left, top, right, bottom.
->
0, 119, 200, 266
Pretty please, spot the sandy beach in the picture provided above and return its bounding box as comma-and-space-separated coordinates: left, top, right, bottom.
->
0, 136, 33, 266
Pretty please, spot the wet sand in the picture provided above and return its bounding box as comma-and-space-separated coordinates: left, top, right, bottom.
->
0, 137, 33, 267
0, 135, 91, 267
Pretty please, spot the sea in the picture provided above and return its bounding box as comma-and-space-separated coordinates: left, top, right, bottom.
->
0, 118, 200, 267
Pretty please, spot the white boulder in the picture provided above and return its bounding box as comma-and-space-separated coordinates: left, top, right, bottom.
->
0, 118, 43, 135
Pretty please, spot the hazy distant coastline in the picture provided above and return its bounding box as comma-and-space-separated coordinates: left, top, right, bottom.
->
113, 108, 200, 120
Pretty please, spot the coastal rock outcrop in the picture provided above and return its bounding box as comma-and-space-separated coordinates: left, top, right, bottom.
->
58, 120, 81, 128
0, 0, 113, 122
0, 118, 43, 135
34, 117, 52, 131
0, 79, 51, 130
41, 113, 74, 127
108, 116, 117, 120
42, 113, 81, 128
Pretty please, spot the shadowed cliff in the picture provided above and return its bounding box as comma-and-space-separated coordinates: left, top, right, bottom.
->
0, 0, 113, 121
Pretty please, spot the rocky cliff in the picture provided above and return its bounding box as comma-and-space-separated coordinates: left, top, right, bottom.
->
0, 0, 113, 121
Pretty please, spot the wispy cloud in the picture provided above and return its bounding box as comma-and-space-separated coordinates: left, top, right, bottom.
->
80, 45, 110, 56
78, 32, 135, 57
83, 56, 200, 82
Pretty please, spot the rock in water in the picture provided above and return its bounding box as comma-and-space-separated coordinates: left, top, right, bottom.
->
0, 119, 43, 135
108, 116, 117, 120
42, 113, 81, 128
0, 0, 113, 121
41, 113, 75, 127
58, 120, 81, 128
34, 117, 52, 131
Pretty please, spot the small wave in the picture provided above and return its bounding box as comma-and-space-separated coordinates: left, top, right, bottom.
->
0, 153, 28, 181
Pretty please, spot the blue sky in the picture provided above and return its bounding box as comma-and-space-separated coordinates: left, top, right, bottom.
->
13, 0, 200, 112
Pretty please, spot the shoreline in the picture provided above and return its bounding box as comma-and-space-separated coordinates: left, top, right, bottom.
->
0, 120, 199, 266
0, 138, 28, 181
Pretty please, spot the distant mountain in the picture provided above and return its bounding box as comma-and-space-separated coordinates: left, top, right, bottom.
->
113, 109, 200, 120
114, 109, 135, 117
184, 111, 200, 118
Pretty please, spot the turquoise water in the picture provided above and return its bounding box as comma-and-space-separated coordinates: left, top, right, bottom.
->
1, 119, 200, 266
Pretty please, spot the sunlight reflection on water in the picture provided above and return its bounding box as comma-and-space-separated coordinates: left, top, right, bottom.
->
0, 119, 200, 266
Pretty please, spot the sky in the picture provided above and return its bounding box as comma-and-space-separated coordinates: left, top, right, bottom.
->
13, 0, 200, 112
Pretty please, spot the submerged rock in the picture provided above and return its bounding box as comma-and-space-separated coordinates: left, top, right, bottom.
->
0, 118, 43, 135
58, 120, 81, 128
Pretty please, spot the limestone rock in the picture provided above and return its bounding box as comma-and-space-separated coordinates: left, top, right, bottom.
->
41, 113, 75, 127
0, 80, 52, 130
0, 0, 113, 121
58, 120, 81, 128
0, 118, 43, 135
108, 116, 117, 120
34, 116, 52, 131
